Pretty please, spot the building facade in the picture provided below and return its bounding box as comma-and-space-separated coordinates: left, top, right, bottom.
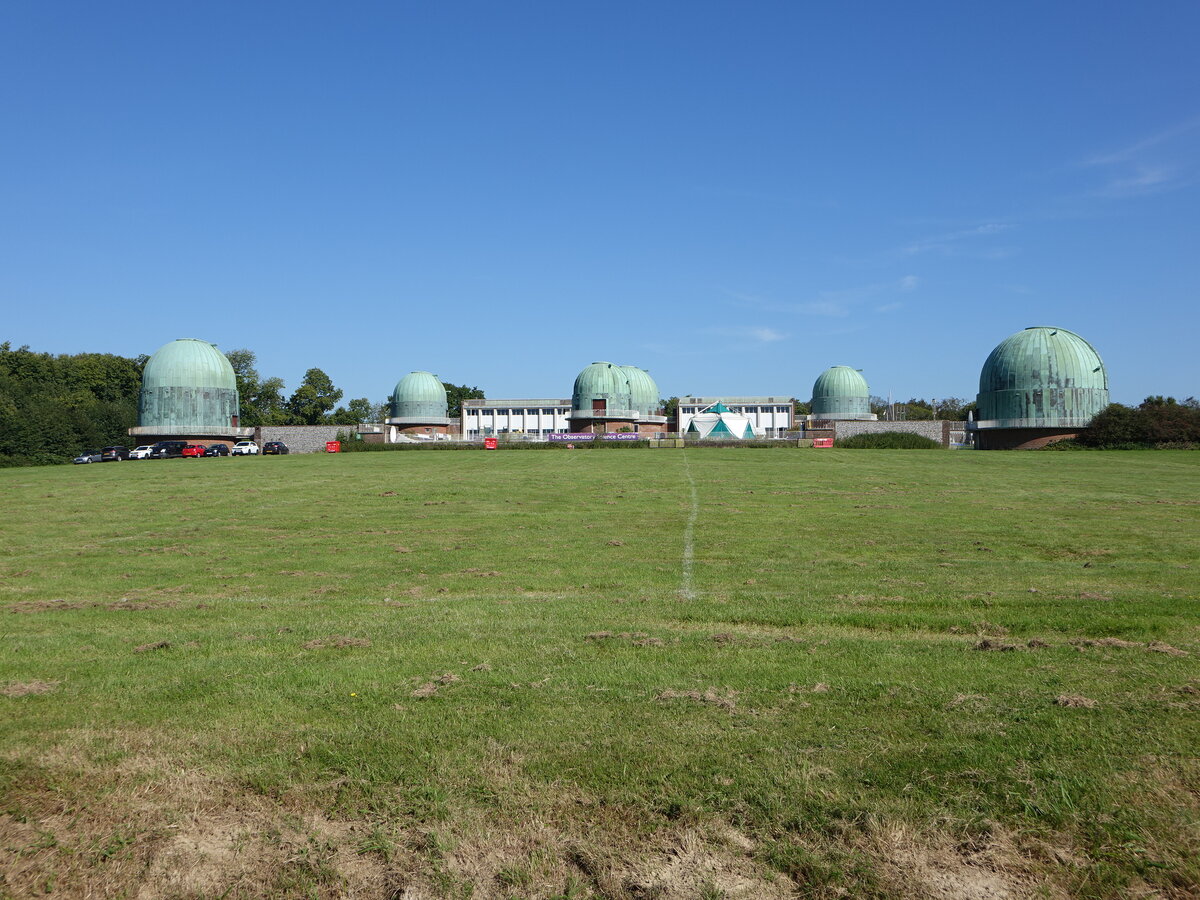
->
675, 397, 794, 437
461, 399, 573, 438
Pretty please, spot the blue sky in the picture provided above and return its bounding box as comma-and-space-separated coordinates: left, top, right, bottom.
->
2, 2, 1197, 406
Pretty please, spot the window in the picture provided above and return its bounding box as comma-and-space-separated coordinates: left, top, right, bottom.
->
542, 408, 555, 415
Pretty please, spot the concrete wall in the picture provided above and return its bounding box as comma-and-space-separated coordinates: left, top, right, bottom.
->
256, 425, 347, 454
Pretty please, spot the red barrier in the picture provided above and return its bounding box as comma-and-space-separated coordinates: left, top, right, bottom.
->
812, 438, 834, 449
484, 437, 498, 450
325, 441, 341, 453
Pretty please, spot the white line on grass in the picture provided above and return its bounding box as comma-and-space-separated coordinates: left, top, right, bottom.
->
679, 450, 699, 600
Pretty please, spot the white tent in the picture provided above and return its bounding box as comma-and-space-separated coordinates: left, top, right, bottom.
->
684, 402, 756, 439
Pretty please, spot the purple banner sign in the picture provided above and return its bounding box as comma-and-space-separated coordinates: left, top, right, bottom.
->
602, 432, 641, 440
548, 433, 597, 442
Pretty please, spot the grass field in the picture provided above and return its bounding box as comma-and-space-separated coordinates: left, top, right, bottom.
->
1, 449, 1197, 899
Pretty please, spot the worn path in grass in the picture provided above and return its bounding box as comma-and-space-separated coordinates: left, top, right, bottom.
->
1, 449, 1197, 899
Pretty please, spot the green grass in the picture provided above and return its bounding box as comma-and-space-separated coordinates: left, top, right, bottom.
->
1, 449, 1197, 899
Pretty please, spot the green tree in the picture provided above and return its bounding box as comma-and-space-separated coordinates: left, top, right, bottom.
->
1078, 404, 1143, 447
931, 397, 971, 420
330, 397, 379, 426
443, 383, 485, 419
901, 398, 935, 421
0, 342, 141, 466
287, 368, 343, 425
225, 349, 290, 426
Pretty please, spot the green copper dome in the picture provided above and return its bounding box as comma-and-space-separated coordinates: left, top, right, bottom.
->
811, 366, 871, 419
571, 362, 633, 414
137, 339, 240, 432
390, 371, 448, 421
620, 365, 660, 416
976, 327, 1108, 429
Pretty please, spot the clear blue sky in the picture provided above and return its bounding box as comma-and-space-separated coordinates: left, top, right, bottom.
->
3, 2, 1197, 406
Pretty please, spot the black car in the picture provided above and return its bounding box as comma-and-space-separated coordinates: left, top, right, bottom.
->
205, 443, 230, 457
149, 441, 188, 459
100, 446, 130, 461
262, 441, 289, 455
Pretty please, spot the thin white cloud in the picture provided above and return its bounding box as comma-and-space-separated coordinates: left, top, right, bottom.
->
875, 301, 903, 313
1081, 116, 1199, 199
899, 222, 1014, 257
1090, 164, 1181, 198
1083, 116, 1200, 167
704, 325, 789, 343
749, 326, 787, 342
797, 300, 851, 318
726, 275, 920, 320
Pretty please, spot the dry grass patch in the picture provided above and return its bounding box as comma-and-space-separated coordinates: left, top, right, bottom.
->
133, 640, 171, 653
1054, 694, 1099, 709
302, 636, 372, 650
1, 680, 59, 697
655, 688, 739, 711
864, 819, 1063, 900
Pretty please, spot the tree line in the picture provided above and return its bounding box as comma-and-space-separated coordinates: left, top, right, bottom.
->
1076, 397, 1200, 449
0, 342, 484, 466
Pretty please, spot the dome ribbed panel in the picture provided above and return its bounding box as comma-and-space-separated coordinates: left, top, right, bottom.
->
572, 362, 632, 413
138, 339, 240, 431
391, 371, 448, 419
811, 366, 871, 418
620, 366, 660, 416
976, 327, 1109, 428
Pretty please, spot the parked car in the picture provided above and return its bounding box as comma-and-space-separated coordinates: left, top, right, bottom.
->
149, 441, 188, 459
73, 450, 103, 464
205, 443, 230, 457
262, 441, 289, 455
100, 446, 130, 462
181, 444, 207, 458
231, 440, 260, 456
129, 445, 155, 460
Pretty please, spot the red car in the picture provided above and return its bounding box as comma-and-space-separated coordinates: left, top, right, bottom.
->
181, 444, 207, 458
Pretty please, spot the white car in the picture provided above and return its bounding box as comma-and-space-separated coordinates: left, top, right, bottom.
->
129, 445, 155, 460
231, 441, 260, 456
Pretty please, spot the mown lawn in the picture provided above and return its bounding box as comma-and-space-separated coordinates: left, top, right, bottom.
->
1, 449, 1197, 899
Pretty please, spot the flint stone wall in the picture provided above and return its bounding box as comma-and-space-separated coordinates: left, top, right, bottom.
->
256, 425, 346, 454
831, 420, 955, 447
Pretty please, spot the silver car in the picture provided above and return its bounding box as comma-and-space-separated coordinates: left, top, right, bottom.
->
73, 450, 103, 464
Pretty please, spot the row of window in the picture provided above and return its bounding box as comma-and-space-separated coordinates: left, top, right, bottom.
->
466, 429, 570, 436
465, 405, 792, 417
681, 405, 791, 415
466, 408, 565, 417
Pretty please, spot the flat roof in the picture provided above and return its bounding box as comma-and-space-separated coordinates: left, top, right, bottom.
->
679, 396, 795, 404
462, 399, 571, 409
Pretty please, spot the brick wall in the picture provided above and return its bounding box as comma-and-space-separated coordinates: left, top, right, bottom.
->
256, 425, 347, 454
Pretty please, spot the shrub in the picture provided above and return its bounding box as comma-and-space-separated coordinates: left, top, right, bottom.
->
835, 431, 942, 450
1080, 399, 1200, 448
